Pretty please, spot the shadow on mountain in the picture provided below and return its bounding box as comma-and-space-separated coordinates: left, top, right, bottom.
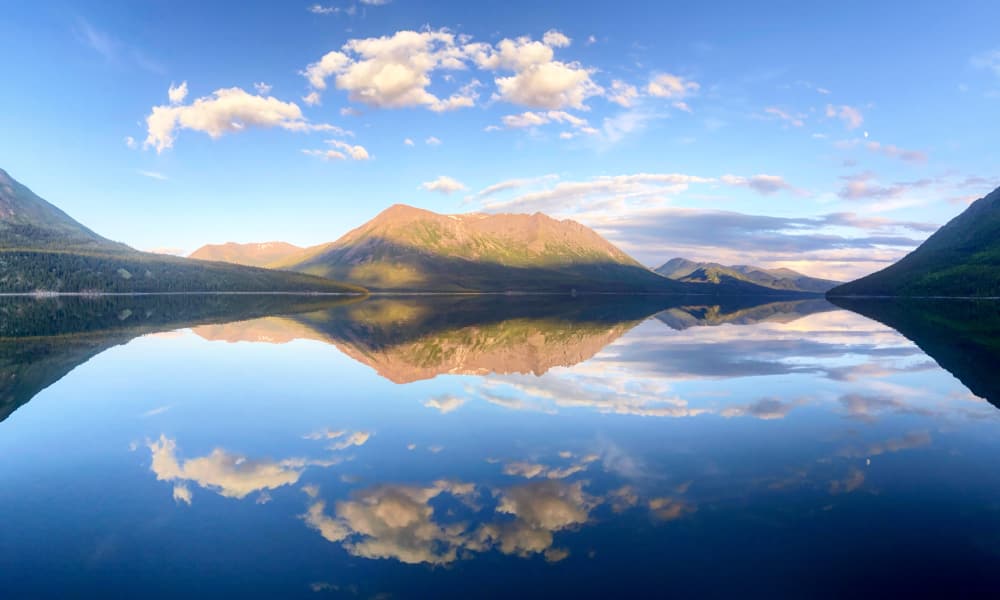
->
0, 294, 363, 424
830, 298, 1000, 408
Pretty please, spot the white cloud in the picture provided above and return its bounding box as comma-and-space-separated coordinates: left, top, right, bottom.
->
424, 394, 466, 414
137, 169, 167, 180
145, 86, 332, 152
124, 135, 137, 149
302, 91, 321, 106
825, 104, 864, 130
864, 140, 927, 163
477, 172, 712, 214
464, 174, 559, 203
647, 73, 699, 99
173, 484, 193, 505
328, 431, 372, 450
499, 110, 598, 135
403, 137, 414, 146
149, 435, 336, 500
763, 106, 805, 127
168, 81, 188, 104
608, 80, 639, 107
302, 139, 371, 161
542, 30, 571, 48
474, 33, 602, 110
253, 81, 272, 95
421, 175, 467, 194
302, 29, 476, 111
425, 136, 442, 145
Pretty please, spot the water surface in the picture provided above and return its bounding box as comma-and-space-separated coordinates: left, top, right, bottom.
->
1, 294, 999, 598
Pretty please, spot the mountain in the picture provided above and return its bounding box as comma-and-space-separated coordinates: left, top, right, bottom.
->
828, 186, 1000, 297
190, 241, 303, 267
830, 298, 1000, 408
193, 294, 674, 383
656, 258, 838, 293
0, 168, 365, 294
655, 298, 837, 330
267, 204, 686, 293
0, 295, 362, 424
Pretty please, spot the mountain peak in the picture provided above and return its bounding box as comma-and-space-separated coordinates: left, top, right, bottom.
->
656, 257, 837, 293
275, 204, 677, 292
829, 184, 1000, 297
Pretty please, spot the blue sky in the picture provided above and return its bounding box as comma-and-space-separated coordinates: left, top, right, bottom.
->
1, 0, 998, 279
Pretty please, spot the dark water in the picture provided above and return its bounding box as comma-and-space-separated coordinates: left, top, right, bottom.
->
1, 294, 999, 598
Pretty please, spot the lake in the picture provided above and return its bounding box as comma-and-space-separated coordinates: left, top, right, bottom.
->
1, 294, 999, 598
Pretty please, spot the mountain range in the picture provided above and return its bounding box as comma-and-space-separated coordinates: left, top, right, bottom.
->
191, 204, 828, 295
0, 168, 364, 294
656, 258, 838, 293
829, 185, 1000, 297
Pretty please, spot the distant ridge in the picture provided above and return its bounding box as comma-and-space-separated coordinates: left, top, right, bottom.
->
190, 241, 304, 267
0, 167, 364, 294
656, 257, 838, 294
829, 185, 1000, 297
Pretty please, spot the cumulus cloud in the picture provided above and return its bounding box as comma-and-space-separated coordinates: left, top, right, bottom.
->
424, 394, 466, 414
425, 136, 442, 145
608, 80, 640, 107
302, 29, 477, 111
420, 175, 467, 194
302, 139, 371, 161
168, 81, 188, 104
499, 110, 598, 136
144, 86, 336, 152
825, 104, 864, 130
148, 435, 337, 500
301, 28, 603, 111
253, 81, 272, 95
328, 431, 372, 451
471, 31, 602, 110
647, 73, 699, 99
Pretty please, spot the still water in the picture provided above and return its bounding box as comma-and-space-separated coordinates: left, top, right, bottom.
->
1, 294, 999, 598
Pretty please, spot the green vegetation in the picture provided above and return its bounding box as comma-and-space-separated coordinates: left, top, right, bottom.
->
0, 168, 365, 294
830, 298, 1000, 407
828, 186, 1000, 297
0, 294, 363, 423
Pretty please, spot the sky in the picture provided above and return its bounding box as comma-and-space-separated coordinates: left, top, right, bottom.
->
1, 0, 998, 280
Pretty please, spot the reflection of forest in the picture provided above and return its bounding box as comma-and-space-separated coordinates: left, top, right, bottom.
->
831, 298, 1000, 408
1, 294, 838, 423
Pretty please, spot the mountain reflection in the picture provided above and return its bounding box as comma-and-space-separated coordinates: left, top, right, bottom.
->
830, 298, 1000, 407
3, 294, 998, 429
192, 295, 838, 383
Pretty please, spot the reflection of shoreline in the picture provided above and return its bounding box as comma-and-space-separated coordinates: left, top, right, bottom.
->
193, 296, 837, 383
830, 298, 1000, 408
